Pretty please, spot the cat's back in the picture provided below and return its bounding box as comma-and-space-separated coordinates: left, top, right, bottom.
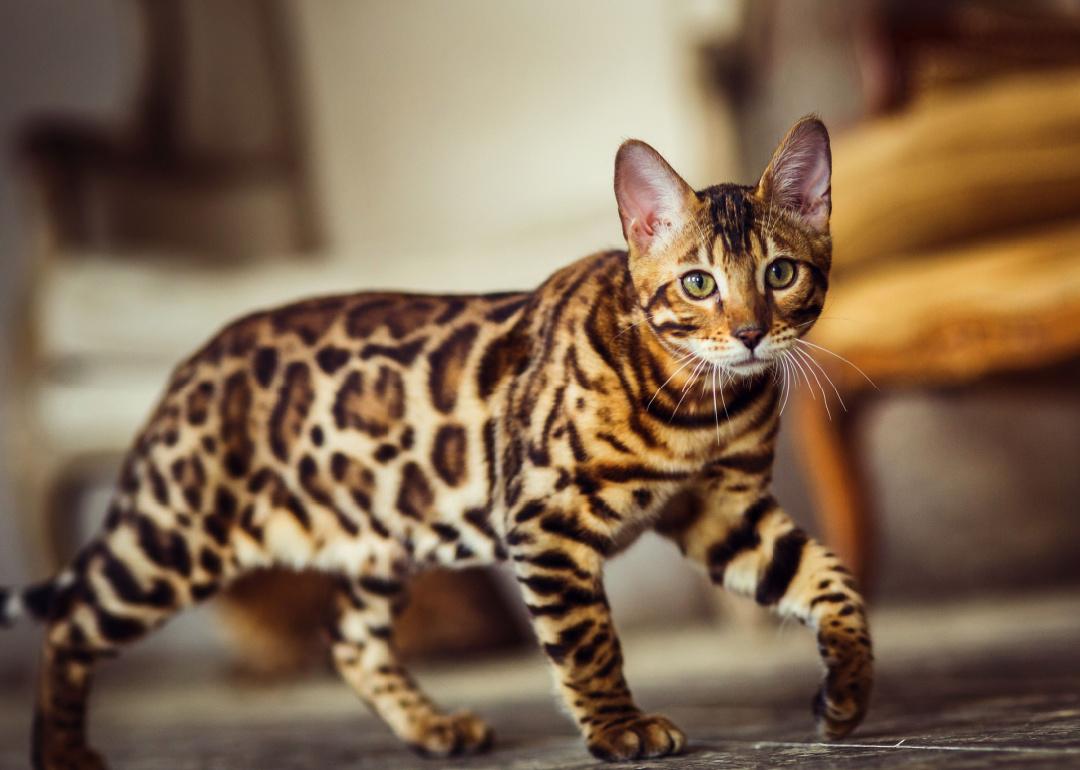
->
166, 249, 627, 416
133, 288, 533, 497
179, 288, 532, 379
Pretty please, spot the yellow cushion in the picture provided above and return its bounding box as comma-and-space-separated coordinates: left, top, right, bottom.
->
830, 69, 1080, 274
810, 221, 1080, 389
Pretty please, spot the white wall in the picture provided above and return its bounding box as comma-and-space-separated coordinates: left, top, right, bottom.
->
293, 0, 739, 290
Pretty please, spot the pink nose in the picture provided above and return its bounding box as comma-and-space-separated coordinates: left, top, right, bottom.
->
733, 325, 764, 350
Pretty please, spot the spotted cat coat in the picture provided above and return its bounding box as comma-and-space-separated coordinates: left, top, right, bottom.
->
2, 116, 873, 768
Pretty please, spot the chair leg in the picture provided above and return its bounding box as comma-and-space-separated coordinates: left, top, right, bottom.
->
793, 394, 876, 593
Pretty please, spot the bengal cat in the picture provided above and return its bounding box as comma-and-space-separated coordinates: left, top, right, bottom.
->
1, 116, 872, 768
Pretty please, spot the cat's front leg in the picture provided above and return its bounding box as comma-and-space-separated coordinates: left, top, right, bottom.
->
507, 502, 686, 761
657, 483, 874, 739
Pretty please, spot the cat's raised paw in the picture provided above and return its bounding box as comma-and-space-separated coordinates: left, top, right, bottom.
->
587, 714, 687, 761
407, 710, 494, 758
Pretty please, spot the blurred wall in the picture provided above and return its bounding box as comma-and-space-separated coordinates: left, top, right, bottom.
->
292, 0, 739, 286
0, 0, 140, 599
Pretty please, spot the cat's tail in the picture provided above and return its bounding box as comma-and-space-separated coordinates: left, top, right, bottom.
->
0, 573, 73, 627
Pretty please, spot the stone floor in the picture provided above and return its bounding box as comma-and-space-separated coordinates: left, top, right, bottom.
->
1, 591, 1079, 769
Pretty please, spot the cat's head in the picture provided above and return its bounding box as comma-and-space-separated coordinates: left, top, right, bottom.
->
614, 116, 831, 379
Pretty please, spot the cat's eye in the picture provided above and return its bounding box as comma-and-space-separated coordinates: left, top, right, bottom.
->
766, 258, 797, 289
681, 271, 717, 300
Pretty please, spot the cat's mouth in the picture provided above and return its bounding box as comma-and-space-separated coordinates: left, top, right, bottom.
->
678, 339, 777, 377
731, 355, 759, 366
724, 353, 775, 377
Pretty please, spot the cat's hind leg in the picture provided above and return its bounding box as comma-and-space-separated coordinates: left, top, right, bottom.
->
32, 503, 233, 770
328, 575, 493, 757
33, 633, 107, 770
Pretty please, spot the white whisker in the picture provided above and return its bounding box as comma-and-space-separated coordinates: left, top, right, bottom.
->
699, 361, 712, 398
795, 339, 877, 389
683, 357, 707, 393
710, 364, 722, 445
718, 367, 731, 428
645, 350, 697, 411
784, 353, 798, 399
778, 353, 792, 417
671, 357, 707, 422
796, 315, 856, 328
614, 313, 657, 341
792, 346, 831, 421
796, 347, 848, 412
789, 348, 817, 402
769, 359, 784, 400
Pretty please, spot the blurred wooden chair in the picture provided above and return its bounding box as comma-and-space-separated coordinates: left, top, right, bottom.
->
794, 68, 1080, 586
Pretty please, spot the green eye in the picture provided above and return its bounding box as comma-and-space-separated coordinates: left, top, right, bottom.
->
766, 258, 797, 289
681, 271, 717, 299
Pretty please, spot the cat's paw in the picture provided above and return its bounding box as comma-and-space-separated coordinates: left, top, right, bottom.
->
586, 714, 687, 761
407, 710, 494, 758
813, 644, 873, 740
36, 745, 108, 770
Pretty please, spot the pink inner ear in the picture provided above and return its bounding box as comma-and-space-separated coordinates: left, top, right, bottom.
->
799, 151, 831, 230
634, 216, 657, 237
619, 182, 659, 236
615, 141, 688, 250
800, 152, 830, 206
767, 122, 831, 232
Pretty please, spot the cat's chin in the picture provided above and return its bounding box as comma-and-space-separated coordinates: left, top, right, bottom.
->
723, 358, 774, 378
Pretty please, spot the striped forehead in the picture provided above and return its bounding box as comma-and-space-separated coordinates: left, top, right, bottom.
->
673, 184, 761, 268
707, 184, 757, 263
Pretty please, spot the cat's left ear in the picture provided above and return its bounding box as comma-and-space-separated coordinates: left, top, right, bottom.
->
614, 140, 696, 254
756, 116, 832, 233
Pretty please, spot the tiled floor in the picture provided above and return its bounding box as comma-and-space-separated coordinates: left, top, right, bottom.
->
1, 591, 1078, 769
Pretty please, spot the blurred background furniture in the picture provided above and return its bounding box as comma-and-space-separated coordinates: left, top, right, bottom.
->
15, 0, 319, 564
22, 0, 320, 258
790, 4, 1080, 588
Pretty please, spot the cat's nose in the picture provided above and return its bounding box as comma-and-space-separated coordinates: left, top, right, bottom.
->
732, 325, 765, 350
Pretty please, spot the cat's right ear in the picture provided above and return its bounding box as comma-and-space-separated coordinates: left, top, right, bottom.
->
614, 140, 696, 254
